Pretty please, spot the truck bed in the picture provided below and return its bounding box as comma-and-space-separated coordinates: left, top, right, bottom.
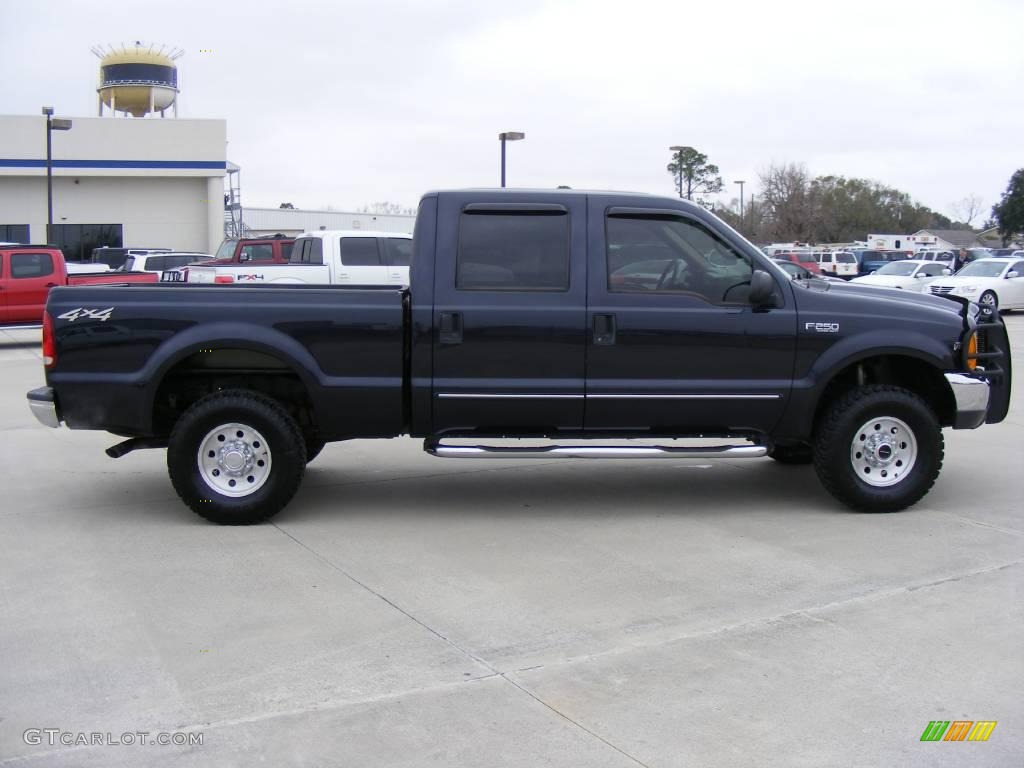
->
45, 283, 407, 440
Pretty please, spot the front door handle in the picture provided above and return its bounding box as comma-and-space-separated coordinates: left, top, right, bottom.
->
593, 313, 616, 345
439, 311, 463, 345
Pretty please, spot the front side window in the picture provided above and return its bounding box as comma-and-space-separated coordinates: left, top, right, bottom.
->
457, 211, 569, 291
607, 215, 753, 304
241, 244, 274, 261
340, 237, 381, 266
11, 252, 54, 278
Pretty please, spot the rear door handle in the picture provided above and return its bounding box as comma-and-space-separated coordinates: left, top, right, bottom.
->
439, 311, 463, 345
593, 313, 616, 345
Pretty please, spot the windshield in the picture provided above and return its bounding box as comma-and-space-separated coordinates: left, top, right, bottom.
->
215, 240, 238, 260
957, 260, 1006, 278
875, 262, 918, 276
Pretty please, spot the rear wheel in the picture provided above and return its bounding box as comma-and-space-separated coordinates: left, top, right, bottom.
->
167, 390, 306, 524
813, 385, 942, 512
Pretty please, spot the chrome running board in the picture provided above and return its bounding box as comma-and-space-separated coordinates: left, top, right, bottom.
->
424, 440, 767, 460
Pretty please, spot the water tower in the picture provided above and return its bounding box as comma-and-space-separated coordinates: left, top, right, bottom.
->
92, 41, 183, 118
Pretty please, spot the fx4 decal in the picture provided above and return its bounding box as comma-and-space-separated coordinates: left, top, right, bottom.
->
57, 307, 115, 322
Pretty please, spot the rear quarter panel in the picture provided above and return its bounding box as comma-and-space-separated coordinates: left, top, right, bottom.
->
45, 284, 406, 439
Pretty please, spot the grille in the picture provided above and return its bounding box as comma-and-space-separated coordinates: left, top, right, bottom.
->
930, 285, 953, 295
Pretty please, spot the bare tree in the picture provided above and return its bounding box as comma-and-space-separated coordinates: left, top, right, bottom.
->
758, 163, 813, 242
950, 194, 984, 227
359, 201, 416, 216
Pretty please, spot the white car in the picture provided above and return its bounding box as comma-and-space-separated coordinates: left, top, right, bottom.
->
183, 230, 412, 286
850, 260, 950, 292
927, 257, 1024, 311
123, 252, 214, 278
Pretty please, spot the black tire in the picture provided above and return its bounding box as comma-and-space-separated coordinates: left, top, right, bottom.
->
979, 290, 998, 317
167, 390, 306, 525
813, 385, 943, 512
769, 443, 813, 465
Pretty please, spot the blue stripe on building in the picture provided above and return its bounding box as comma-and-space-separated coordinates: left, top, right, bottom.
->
0, 159, 226, 170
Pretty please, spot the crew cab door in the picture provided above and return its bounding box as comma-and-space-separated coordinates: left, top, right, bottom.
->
381, 237, 412, 286
336, 236, 391, 285
584, 203, 796, 434
3, 251, 59, 324
431, 197, 587, 434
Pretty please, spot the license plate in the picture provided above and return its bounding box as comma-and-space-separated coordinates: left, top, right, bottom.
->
161, 271, 184, 282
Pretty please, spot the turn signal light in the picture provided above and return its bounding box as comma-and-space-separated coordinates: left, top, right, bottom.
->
966, 332, 978, 371
42, 310, 55, 368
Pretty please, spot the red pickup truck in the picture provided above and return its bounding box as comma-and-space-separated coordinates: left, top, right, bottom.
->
0, 245, 157, 325
208, 235, 295, 265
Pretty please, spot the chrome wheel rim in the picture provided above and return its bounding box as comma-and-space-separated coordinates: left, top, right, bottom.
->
849, 416, 917, 488
979, 292, 997, 307
197, 422, 272, 497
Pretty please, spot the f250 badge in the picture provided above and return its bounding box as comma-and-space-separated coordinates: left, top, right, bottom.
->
57, 307, 114, 322
805, 322, 840, 333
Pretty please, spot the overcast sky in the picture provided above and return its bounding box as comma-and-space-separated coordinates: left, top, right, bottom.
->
2, 0, 1021, 220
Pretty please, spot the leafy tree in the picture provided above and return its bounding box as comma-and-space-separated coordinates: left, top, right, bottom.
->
992, 169, 1024, 246
667, 146, 723, 203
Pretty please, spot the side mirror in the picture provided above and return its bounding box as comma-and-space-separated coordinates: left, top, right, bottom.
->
914, 272, 926, 278
749, 269, 776, 307
1007, 271, 1019, 279
239, 252, 251, 262
942, 268, 952, 275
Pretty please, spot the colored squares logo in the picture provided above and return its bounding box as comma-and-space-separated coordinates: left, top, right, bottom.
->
921, 721, 997, 742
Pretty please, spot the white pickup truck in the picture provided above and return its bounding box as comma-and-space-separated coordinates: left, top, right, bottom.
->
172, 230, 412, 286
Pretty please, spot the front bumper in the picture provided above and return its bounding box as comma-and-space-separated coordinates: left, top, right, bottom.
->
944, 373, 989, 429
27, 387, 61, 429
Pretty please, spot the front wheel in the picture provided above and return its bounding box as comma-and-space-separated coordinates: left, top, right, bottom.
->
978, 290, 998, 317
167, 390, 306, 524
813, 385, 943, 512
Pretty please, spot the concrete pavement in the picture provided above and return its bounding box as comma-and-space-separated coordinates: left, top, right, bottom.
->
1, 317, 1021, 766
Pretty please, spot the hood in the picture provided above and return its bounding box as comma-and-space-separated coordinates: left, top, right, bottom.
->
818, 279, 964, 316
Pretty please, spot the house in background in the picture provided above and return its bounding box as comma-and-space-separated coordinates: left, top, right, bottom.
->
977, 225, 1023, 248
909, 229, 986, 251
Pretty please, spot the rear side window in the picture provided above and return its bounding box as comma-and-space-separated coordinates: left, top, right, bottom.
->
382, 238, 412, 267
340, 238, 381, 266
836, 253, 855, 263
11, 252, 54, 278
144, 256, 166, 272
457, 211, 569, 291
797, 253, 817, 263
289, 238, 323, 265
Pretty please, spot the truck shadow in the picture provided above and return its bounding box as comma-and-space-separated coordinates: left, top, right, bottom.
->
282, 459, 845, 524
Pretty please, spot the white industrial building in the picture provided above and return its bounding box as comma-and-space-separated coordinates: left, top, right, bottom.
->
0, 114, 226, 258
243, 207, 415, 237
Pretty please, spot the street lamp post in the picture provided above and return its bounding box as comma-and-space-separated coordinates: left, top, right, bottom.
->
42, 107, 72, 244
734, 179, 746, 230
669, 145, 686, 198
498, 131, 525, 188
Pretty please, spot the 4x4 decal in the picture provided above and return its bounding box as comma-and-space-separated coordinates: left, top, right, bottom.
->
57, 307, 115, 322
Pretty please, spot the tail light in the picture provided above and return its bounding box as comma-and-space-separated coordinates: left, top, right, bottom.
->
214, 275, 234, 284
42, 310, 56, 368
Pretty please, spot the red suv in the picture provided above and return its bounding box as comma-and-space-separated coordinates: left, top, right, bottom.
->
776, 251, 822, 275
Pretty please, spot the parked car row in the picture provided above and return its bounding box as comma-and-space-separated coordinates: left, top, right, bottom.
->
0, 244, 157, 325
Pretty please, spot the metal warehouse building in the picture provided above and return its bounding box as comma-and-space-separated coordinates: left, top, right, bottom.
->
0, 114, 226, 259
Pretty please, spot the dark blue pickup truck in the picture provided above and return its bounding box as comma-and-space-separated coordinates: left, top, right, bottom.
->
27, 189, 1011, 524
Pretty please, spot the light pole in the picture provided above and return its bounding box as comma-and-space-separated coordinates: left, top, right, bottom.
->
498, 131, 525, 187
734, 179, 746, 230
42, 107, 72, 244
669, 145, 686, 198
